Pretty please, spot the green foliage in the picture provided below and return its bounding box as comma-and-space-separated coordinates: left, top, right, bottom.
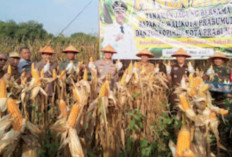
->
123, 104, 179, 157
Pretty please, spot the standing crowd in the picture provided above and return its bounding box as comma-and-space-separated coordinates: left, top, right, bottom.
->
0, 44, 231, 110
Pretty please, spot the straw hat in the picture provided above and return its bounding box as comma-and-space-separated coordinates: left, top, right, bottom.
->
209, 52, 229, 61
136, 49, 154, 58
38, 45, 55, 54
62, 45, 79, 53
9, 52, 20, 58
171, 48, 191, 58
101, 45, 117, 54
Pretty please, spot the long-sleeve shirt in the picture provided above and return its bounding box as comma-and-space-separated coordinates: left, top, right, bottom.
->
36, 60, 57, 97
18, 58, 32, 74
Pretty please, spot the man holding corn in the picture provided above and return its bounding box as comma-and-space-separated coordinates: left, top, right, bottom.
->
59, 45, 79, 73
0, 52, 7, 79
204, 52, 231, 104
88, 44, 122, 89
136, 49, 157, 74
36, 45, 57, 97
167, 48, 194, 111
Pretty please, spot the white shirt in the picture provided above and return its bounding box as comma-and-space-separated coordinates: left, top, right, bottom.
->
103, 22, 138, 60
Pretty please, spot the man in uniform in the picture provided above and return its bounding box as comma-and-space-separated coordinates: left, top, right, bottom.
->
102, 1, 137, 59
36, 45, 57, 97
167, 48, 194, 110
204, 52, 231, 103
59, 45, 79, 73
18, 47, 32, 80
89, 45, 122, 89
136, 49, 157, 75
7, 52, 20, 80
0, 52, 7, 79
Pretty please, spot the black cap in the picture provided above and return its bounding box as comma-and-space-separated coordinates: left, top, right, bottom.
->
112, 1, 127, 11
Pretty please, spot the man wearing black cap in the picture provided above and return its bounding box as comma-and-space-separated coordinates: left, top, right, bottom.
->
102, 1, 137, 59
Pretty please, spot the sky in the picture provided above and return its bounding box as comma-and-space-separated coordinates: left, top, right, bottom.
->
0, 0, 98, 36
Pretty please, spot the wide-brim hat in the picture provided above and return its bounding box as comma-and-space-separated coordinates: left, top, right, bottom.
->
209, 52, 229, 62
62, 45, 79, 53
101, 45, 117, 54
112, 1, 127, 12
136, 49, 154, 58
9, 52, 20, 58
38, 45, 55, 54
171, 48, 191, 58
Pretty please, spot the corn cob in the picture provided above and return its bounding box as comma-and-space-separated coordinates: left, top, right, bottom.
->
133, 62, 137, 69
31, 69, 40, 85
198, 84, 210, 96
67, 105, 80, 128
90, 57, 93, 62
218, 109, 229, 115
99, 81, 109, 97
7, 65, 11, 74
59, 99, 67, 117
59, 70, 66, 79
192, 77, 203, 88
179, 94, 190, 110
120, 69, 127, 85
128, 62, 133, 74
176, 126, 191, 157
83, 69, 88, 81
73, 89, 81, 104
0, 79, 7, 98
116, 59, 120, 64
7, 98, 23, 131
53, 69, 57, 79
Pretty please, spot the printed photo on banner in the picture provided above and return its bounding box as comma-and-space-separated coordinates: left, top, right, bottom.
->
100, 0, 232, 60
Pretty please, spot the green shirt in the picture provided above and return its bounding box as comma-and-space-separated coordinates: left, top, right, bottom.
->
59, 59, 78, 71
213, 65, 231, 83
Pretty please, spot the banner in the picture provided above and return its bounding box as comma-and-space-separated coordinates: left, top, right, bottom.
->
99, 0, 232, 59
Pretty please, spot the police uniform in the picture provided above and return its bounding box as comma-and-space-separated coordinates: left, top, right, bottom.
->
95, 45, 118, 89
102, 1, 137, 60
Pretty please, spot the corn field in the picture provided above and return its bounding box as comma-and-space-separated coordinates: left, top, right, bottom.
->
0, 36, 232, 157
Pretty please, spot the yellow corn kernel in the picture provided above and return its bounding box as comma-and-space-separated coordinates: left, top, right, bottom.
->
0, 79, 7, 98
83, 69, 88, 81
7, 65, 12, 74
7, 98, 23, 131
90, 57, 93, 62
67, 105, 80, 128
179, 94, 190, 110
99, 81, 109, 97
73, 89, 81, 104
176, 126, 191, 157
53, 69, 57, 79
182, 149, 195, 157
59, 99, 67, 117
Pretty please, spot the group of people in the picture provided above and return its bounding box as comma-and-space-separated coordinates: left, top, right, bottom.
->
0, 44, 231, 108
